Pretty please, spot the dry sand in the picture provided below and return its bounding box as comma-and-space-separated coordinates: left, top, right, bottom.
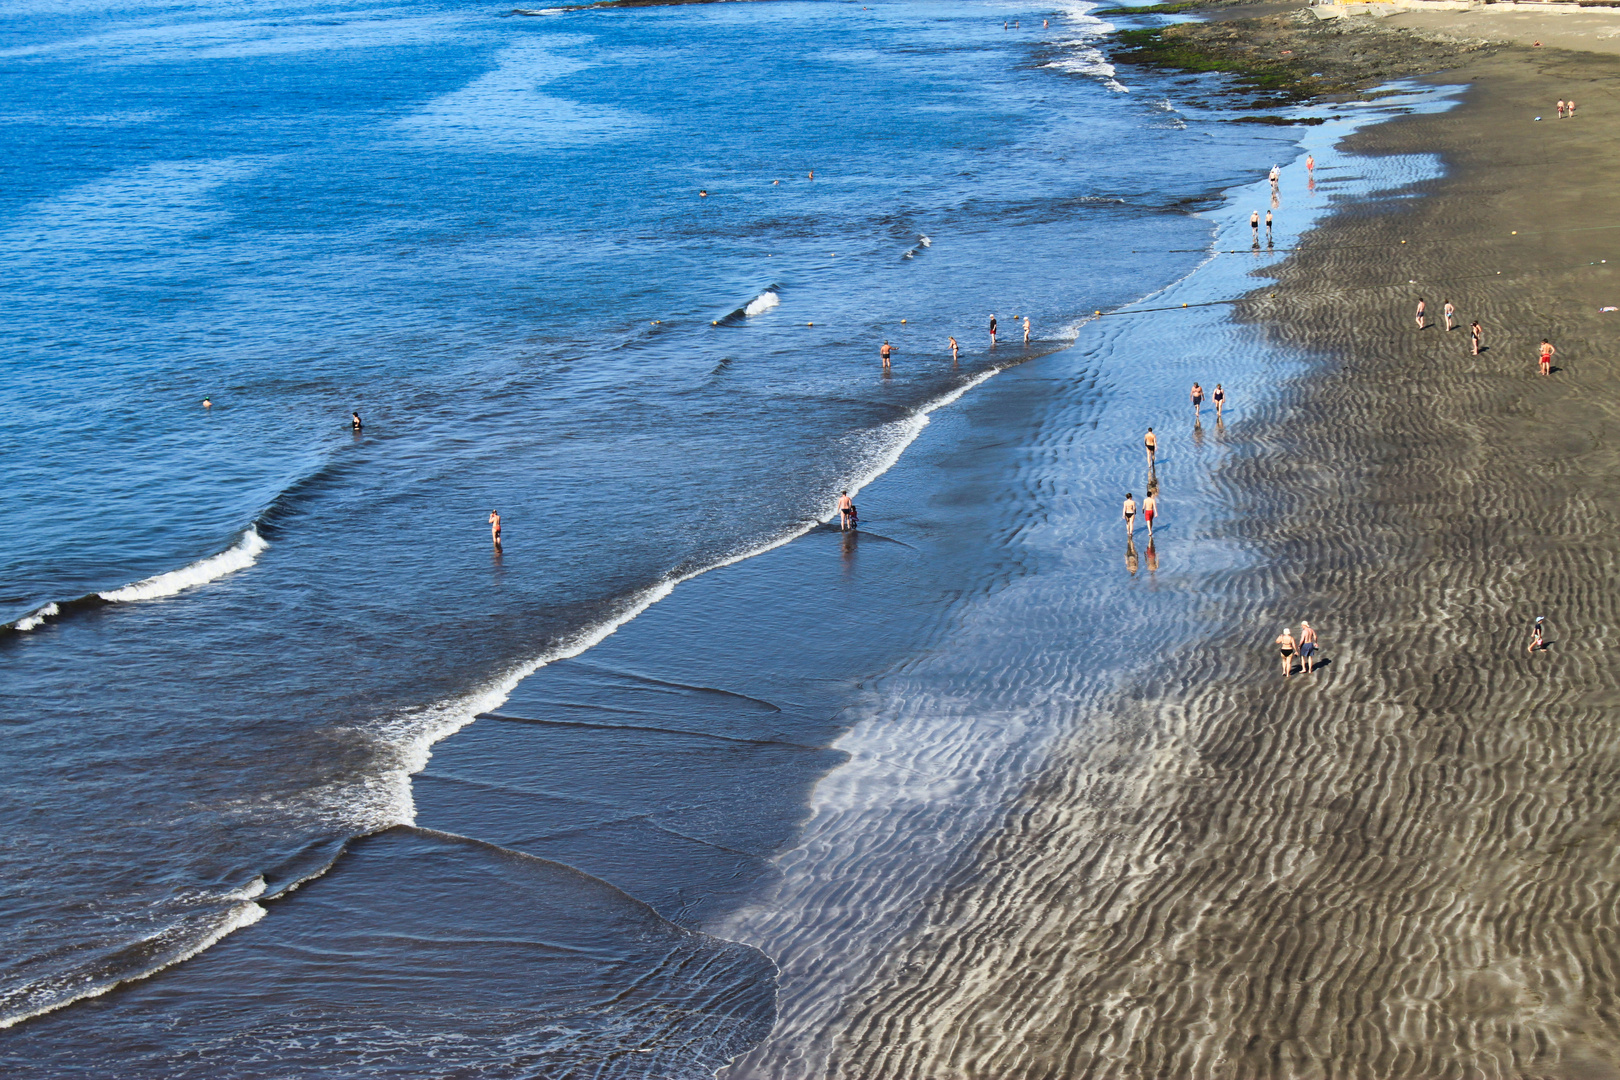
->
1384, 5, 1620, 55
784, 42, 1620, 1080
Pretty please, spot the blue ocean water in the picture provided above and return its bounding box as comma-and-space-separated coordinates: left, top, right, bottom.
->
0, 0, 1316, 1070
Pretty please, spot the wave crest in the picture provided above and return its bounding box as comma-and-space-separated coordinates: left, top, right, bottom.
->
99, 528, 268, 604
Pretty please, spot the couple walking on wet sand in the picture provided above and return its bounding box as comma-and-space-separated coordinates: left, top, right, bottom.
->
1121, 489, 1158, 538
1275, 623, 1318, 677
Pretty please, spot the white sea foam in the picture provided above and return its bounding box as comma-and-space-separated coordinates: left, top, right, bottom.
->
99, 527, 267, 604
13, 603, 59, 631
1044, 43, 1128, 93
744, 290, 780, 316
918, 235, 931, 247
1043, 0, 1127, 92
0, 896, 265, 1031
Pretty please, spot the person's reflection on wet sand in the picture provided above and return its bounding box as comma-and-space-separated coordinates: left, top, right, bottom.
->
841, 527, 857, 566
1192, 418, 1205, 449
1145, 541, 1159, 574
1125, 538, 1139, 577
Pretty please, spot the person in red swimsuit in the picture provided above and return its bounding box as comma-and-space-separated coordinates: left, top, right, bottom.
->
1539, 339, 1555, 375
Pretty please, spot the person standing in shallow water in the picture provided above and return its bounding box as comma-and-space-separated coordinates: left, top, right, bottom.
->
488, 510, 502, 552
1276, 626, 1297, 677
948, 335, 958, 363
351, 411, 363, 432
989, 314, 997, 345
1122, 492, 1136, 536
1023, 316, 1031, 345
1144, 427, 1157, 466
1299, 621, 1318, 674
838, 490, 856, 531
1191, 382, 1204, 419
1250, 210, 1260, 242
1213, 383, 1226, 421
880, 340, 892, 369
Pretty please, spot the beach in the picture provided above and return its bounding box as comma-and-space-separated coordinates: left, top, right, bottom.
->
723, 31, 1620, 1080
6, 0, 1620, 1075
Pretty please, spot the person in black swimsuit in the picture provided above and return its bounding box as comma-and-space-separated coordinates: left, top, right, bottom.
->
1213, 383, 1226, 421
1276, 627, 1296, 677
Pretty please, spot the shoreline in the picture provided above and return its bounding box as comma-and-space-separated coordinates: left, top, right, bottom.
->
714, 88, 1459, 1077
731, 33, 1620, 1079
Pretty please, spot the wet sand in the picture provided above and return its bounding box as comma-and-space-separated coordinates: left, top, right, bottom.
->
738, 48, 1620, 1080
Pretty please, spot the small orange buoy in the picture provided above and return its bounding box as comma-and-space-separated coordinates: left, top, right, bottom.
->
900, 318, 907, 324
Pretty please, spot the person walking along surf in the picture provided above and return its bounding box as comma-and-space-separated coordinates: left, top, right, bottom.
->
1415, 298, 1427, 330
989, 314, 998, 345
1144, 427, 1157, 466
1276, 626, 1297, 677
488, 509, 502, 552
1528, 615, 1547, 653
1250, 210, 1260, 243
1191, 382, 1204, 419
1123, 492, 1136, 536
1143, 492, 1158, 539
1470, 320, 1483, 355
838, 490, 857, 531
1443, 300, 1456, 331
949, 335, 958, 363
1213, 383, 1226, 421
1539, 339, 1555, 375
1299, 621, 1318, 674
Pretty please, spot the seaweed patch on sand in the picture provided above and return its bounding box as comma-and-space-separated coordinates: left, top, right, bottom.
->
1108, 9, 1497, 104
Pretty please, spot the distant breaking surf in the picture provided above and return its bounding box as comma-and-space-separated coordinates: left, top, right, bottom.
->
3, 527, 267, 635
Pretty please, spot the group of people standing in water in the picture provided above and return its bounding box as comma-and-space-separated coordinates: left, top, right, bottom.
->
1121, 381, 1225, 542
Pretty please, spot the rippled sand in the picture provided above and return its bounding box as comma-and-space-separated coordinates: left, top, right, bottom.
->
723, 53, 1620, 1080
